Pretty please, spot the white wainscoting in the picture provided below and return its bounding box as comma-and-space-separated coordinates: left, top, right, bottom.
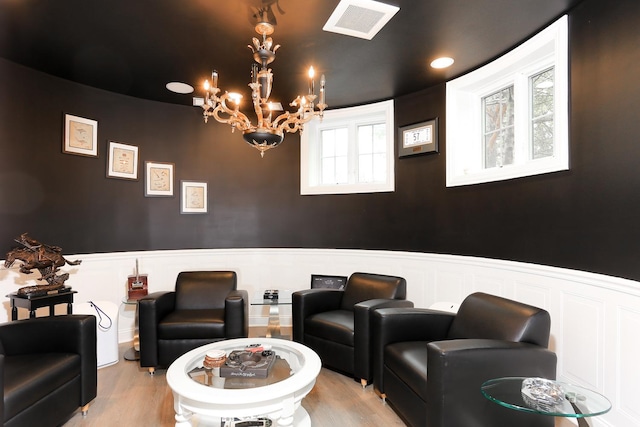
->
1, 248, 638, 426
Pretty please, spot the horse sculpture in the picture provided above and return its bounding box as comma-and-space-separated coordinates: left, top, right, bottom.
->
4, 233, 81, 296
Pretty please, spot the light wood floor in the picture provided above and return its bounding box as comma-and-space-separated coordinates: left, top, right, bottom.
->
62, 329, 406, 427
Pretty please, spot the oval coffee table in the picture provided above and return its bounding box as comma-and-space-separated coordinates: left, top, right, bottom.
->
166, 338, 321, 427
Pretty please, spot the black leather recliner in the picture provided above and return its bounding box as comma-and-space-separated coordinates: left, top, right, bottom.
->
0, 315, 97, 427
138, 271, 248, 372
293, 272, 413, 386
372, 292, 557, 427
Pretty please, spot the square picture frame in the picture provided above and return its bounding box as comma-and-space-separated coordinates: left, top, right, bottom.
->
398, 118, 438, 157
107, 141, 139, 180
63, 113, 98, 157
145, 161, 174, 197
181, 181, 208, 214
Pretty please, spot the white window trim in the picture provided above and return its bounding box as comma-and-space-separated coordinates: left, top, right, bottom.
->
300, 99, 395, 195
446, 15, 569, 187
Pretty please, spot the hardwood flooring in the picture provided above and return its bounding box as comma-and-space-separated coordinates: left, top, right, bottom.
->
62, 331, 406, 427
59, 335, 570, 427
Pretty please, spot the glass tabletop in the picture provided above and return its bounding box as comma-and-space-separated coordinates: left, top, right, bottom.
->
184, 340, 305, 390
481, 377, 611, 418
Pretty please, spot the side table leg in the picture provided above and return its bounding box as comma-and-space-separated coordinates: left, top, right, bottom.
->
11, 304, 17, 321
267, 303, 281, 338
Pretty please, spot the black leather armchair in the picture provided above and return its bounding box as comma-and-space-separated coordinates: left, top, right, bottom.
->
293, 272, 413, 386
372, 292, 557, 427
139, 271, 248, 372
0, 315, 97, 427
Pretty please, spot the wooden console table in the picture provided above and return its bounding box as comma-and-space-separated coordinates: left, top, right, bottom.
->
7, 288, 77, 320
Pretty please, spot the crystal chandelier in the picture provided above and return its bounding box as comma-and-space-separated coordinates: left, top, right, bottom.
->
200, 18, 327, 157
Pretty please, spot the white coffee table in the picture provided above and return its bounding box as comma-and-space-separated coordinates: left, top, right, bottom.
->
166, 338, 321, 427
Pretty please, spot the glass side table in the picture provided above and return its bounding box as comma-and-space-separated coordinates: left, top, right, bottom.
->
481, 377, 611, 427
250, 293, 292, 339
121, 298, 140, 361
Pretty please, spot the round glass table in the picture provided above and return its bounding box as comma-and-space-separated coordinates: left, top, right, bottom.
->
481, 377, 611, 427
167, 338, 321, 427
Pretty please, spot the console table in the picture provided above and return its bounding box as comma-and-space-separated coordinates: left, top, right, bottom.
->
250, 292, 292, 339
481, 377, 611, 427
7, 288, 77, 320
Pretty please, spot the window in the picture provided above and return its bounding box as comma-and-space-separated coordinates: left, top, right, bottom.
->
446, 16, 568, 187
301, 99, 394, 195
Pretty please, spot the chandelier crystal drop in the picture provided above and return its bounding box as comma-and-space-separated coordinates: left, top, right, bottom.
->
200, 19, 327, 157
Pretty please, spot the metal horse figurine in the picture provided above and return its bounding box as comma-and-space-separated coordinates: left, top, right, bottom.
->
4, 233, 81, 296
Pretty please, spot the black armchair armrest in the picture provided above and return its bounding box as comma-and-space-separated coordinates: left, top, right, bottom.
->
372, 308, 455, 394
353, 299, 414, 382
0, 315, 97, 406
292, 289, 344, 343
426, 339, 557, 427
139, 291, 176, 367
225, 289, 249, 338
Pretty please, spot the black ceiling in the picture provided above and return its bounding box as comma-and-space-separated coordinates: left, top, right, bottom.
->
0, 0, 583, 109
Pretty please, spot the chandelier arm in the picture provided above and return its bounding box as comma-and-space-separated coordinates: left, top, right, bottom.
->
211, 107, 252, 131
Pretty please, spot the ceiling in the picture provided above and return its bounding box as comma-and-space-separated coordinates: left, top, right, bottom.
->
0, 0, 584, 109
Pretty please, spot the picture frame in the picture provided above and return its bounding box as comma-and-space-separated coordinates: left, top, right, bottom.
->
63, 113, 98, 157
145, 161, 174, 197
106, 141, 139, 180
181, 181, 208, 214
310, 274, 348, 290
398, 118, 438, 157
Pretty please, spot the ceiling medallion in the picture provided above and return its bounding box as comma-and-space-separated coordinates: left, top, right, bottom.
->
199, 17, 327, 157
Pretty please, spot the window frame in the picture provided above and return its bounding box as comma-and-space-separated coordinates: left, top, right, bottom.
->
446, 15, 569, 187
300, 99, 395, 195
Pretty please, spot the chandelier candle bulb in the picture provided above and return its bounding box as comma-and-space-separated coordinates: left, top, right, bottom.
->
308, 66, 315, 95
212, 71, 218, 89
320, 74, 326, 105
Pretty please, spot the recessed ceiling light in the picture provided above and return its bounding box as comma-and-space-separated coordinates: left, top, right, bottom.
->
166, 82, 194, 94
430, 57, 455, 69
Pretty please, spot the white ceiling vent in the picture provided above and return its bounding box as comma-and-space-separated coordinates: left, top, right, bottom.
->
323, 0, 400, 40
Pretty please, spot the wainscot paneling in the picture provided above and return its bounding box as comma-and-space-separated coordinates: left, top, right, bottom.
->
2, 248, 638, 426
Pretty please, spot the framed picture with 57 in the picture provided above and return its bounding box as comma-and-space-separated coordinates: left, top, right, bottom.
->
398, 118, 438, 157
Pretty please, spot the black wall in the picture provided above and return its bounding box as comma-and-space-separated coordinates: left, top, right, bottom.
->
1, 0, 639, 280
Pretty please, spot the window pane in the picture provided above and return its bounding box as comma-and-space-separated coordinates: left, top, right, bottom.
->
321, 130, 335, 157
320, 128, 349, 184
335, 128, 349, 156
531, 67, 555, 159
359, 154, 373, 182
373, 153, 386, 181
373, 124, 386, 152
483, 86, 514, 168
321, 158, 335, 184
357, 123, 387, 183
358, 125, 373, 154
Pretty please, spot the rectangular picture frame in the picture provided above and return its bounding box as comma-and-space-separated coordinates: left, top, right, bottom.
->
310, 274, 348, 290
181, 180, 208, 214
398, 118, 438, 157
145, 161, 174, 197
107, 141, 139, 180
63, 113, 98, 157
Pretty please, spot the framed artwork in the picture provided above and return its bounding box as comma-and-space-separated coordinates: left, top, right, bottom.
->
181, 181, 208, 214
398, 118, 438, 157
63, 113, 98, 157
145, 161, 174, 197
310, 274, 348, 290
106, 141, 139, 180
